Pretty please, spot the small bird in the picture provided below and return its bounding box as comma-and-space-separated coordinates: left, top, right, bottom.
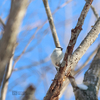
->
51, 47, 64, 71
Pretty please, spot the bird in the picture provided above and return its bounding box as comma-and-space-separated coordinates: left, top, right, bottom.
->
51, 47, 64, 71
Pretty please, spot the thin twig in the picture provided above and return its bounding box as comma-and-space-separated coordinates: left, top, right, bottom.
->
1, 46, 15, 100
8, 73, 31, 91
43, 0, 60, 47
52, 0, 72, 15
14, 55, 50, 71
91, 5, 99, 19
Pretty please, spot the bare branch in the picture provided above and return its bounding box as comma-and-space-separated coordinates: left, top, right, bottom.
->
0, 17, 5, 29
22, 85, 36, 100
14, 55, 50, 71
59, 46, 97, 98
52, 0, 72, 15
68, 17, 100, 74
44, 0, 93, 99
85, 0, 99, 19
0, 0, 28, 86
73, 46, 98, 75
62, 17, 100, 99
1, 46, 15, 100
83, 46, 100, 95
58, 0, 93, 75
8, 73, 31, 91
72, 46, 100, 100
60, 0, 94, 75
60, 18, 100, 95
91, 5, 99, 19
43, 0, 60, 47
60, 46, 98, 98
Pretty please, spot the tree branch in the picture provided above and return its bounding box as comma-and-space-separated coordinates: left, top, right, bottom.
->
43, 0, 61, 47
68, 17, 100, 74
0, 17, 5, 29
73, 45, 98, 75
0, 0, 28, 86
73, 45, 100, 100
44, 0, 93, 100
59, 46, 98, 98
1, 46, 15, 100
22, 85, 36, 100
91, 5, 99, 19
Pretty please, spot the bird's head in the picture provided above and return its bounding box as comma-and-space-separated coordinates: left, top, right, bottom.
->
57, 47, 63, 51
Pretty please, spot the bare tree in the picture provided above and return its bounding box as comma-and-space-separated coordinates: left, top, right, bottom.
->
0, 0, 100, 100
43, 0, 100, 100
0, 0, 28, 99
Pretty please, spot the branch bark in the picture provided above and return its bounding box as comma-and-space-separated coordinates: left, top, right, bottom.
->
68, 17, 100, 73
0, 0, 28, 86
1, 46, 15, 100
0, 17, 5, 29
74, 46, 98, 75
72, 46, 100, 100
44, 0, 93, 100
59, 45, 98, 98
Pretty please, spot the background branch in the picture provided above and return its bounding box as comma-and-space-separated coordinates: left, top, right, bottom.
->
0, 0, 28, 86
91, 5, 99, 19
22, 85, 36, 100
1, 46, 15, 100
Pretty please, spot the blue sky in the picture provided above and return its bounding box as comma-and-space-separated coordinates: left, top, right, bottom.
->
0, 0, 100, 100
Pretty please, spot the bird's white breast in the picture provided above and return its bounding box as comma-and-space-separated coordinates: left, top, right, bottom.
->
51, 49, 64, 66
